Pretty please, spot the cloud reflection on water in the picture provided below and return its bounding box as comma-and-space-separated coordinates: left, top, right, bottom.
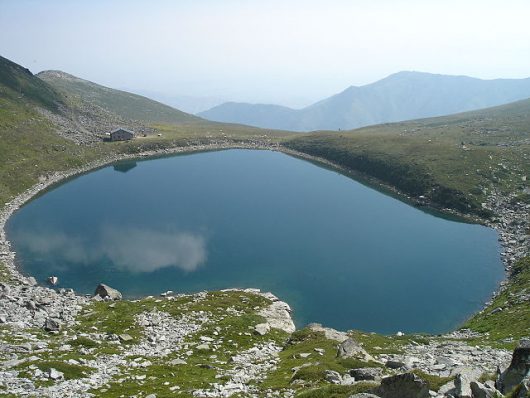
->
15, 226, 207, 273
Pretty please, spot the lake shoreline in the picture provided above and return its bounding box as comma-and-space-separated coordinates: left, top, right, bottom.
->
0, 140, 527, 334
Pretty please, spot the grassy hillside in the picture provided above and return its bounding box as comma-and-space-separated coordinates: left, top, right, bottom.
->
0, 58, 291, 207
0, 56, 63, 111
37, 70, 202, 125
285, 99, 530, 216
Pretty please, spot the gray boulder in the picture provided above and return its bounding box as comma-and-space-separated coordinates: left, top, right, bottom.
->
337, 338, 373, 361
349, 367, 383, 381
517, 376, 530, 398
375, 372, 430, 398
498, 340, 530, 394
43, 318, 61, 332
325, 369, 342, 384
497, 340, 530, 394
94, 283, 122, 300
470, 381, 501, 398
47, 368, 64, 380
254, 323, 270, 336
118, 334, 133, 342
385, 360, 407, 369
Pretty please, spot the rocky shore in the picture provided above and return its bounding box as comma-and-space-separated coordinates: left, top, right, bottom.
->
0, 142, 528, 397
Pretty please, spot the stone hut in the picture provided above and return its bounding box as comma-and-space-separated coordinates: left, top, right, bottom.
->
109, 128, 134, 142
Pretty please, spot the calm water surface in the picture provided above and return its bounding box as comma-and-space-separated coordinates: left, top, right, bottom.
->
7, 149, 503, 334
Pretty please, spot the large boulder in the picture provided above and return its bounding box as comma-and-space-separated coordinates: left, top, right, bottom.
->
94, 283, 122, 300
337, 338, 373, 362
498, 340, 530, 394
257, 300, 295, 333
454, 368, 482, 398
308, 323, 349, 342
470, 381, 501, 398
375, 372, 430, 398
349, 367, 383, 381
325, 369, 342, 384
43, 318, 61, 332
517, 376, 530, 397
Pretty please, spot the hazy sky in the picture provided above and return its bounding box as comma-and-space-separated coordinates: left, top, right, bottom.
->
1, 0, 530, 107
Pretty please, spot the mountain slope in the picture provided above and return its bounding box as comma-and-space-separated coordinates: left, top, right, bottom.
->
0, 55, 63, 111
199, 71, 530, 131
37, 70, 201, 125
285, 97, 530, 215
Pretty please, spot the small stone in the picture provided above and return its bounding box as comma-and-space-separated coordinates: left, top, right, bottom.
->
47, 368, 64, 380
254, 323, 270, 336
385, 360, 407, 369
325, 369, 342, 384
119, 334, 133, 342
169, 358, 187, 366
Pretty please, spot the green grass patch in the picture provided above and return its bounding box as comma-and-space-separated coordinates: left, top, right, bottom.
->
348, 330, 430, 355
412, 369, 454, 391
68, 336, 99, 348
463, 256, 530, 348
16, 360, 93, 380
263, 328, 380, 391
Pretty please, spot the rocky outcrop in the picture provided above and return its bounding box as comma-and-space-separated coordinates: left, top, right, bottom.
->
350, 367, 383, 381
375, 372, 430, 398
94, 283, 122, 300
307, 323, 348, 342
337, 338, 374, 362
257, 299, 295, 334
497, 340, 530, 394
454, 367, 482, 398
470, 380, 500, 398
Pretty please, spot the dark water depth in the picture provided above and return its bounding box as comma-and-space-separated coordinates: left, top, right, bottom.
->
7, 149, 503, 334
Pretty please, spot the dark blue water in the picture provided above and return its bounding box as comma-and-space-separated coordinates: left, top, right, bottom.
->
7, 149, 503, 334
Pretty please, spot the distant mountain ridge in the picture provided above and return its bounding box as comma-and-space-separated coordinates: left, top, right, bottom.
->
199, 71, 530, 131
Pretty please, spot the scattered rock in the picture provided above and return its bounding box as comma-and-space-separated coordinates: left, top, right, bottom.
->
94, 283, 122, 300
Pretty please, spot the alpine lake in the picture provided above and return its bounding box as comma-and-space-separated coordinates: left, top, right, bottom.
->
6, 149, 503, 334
